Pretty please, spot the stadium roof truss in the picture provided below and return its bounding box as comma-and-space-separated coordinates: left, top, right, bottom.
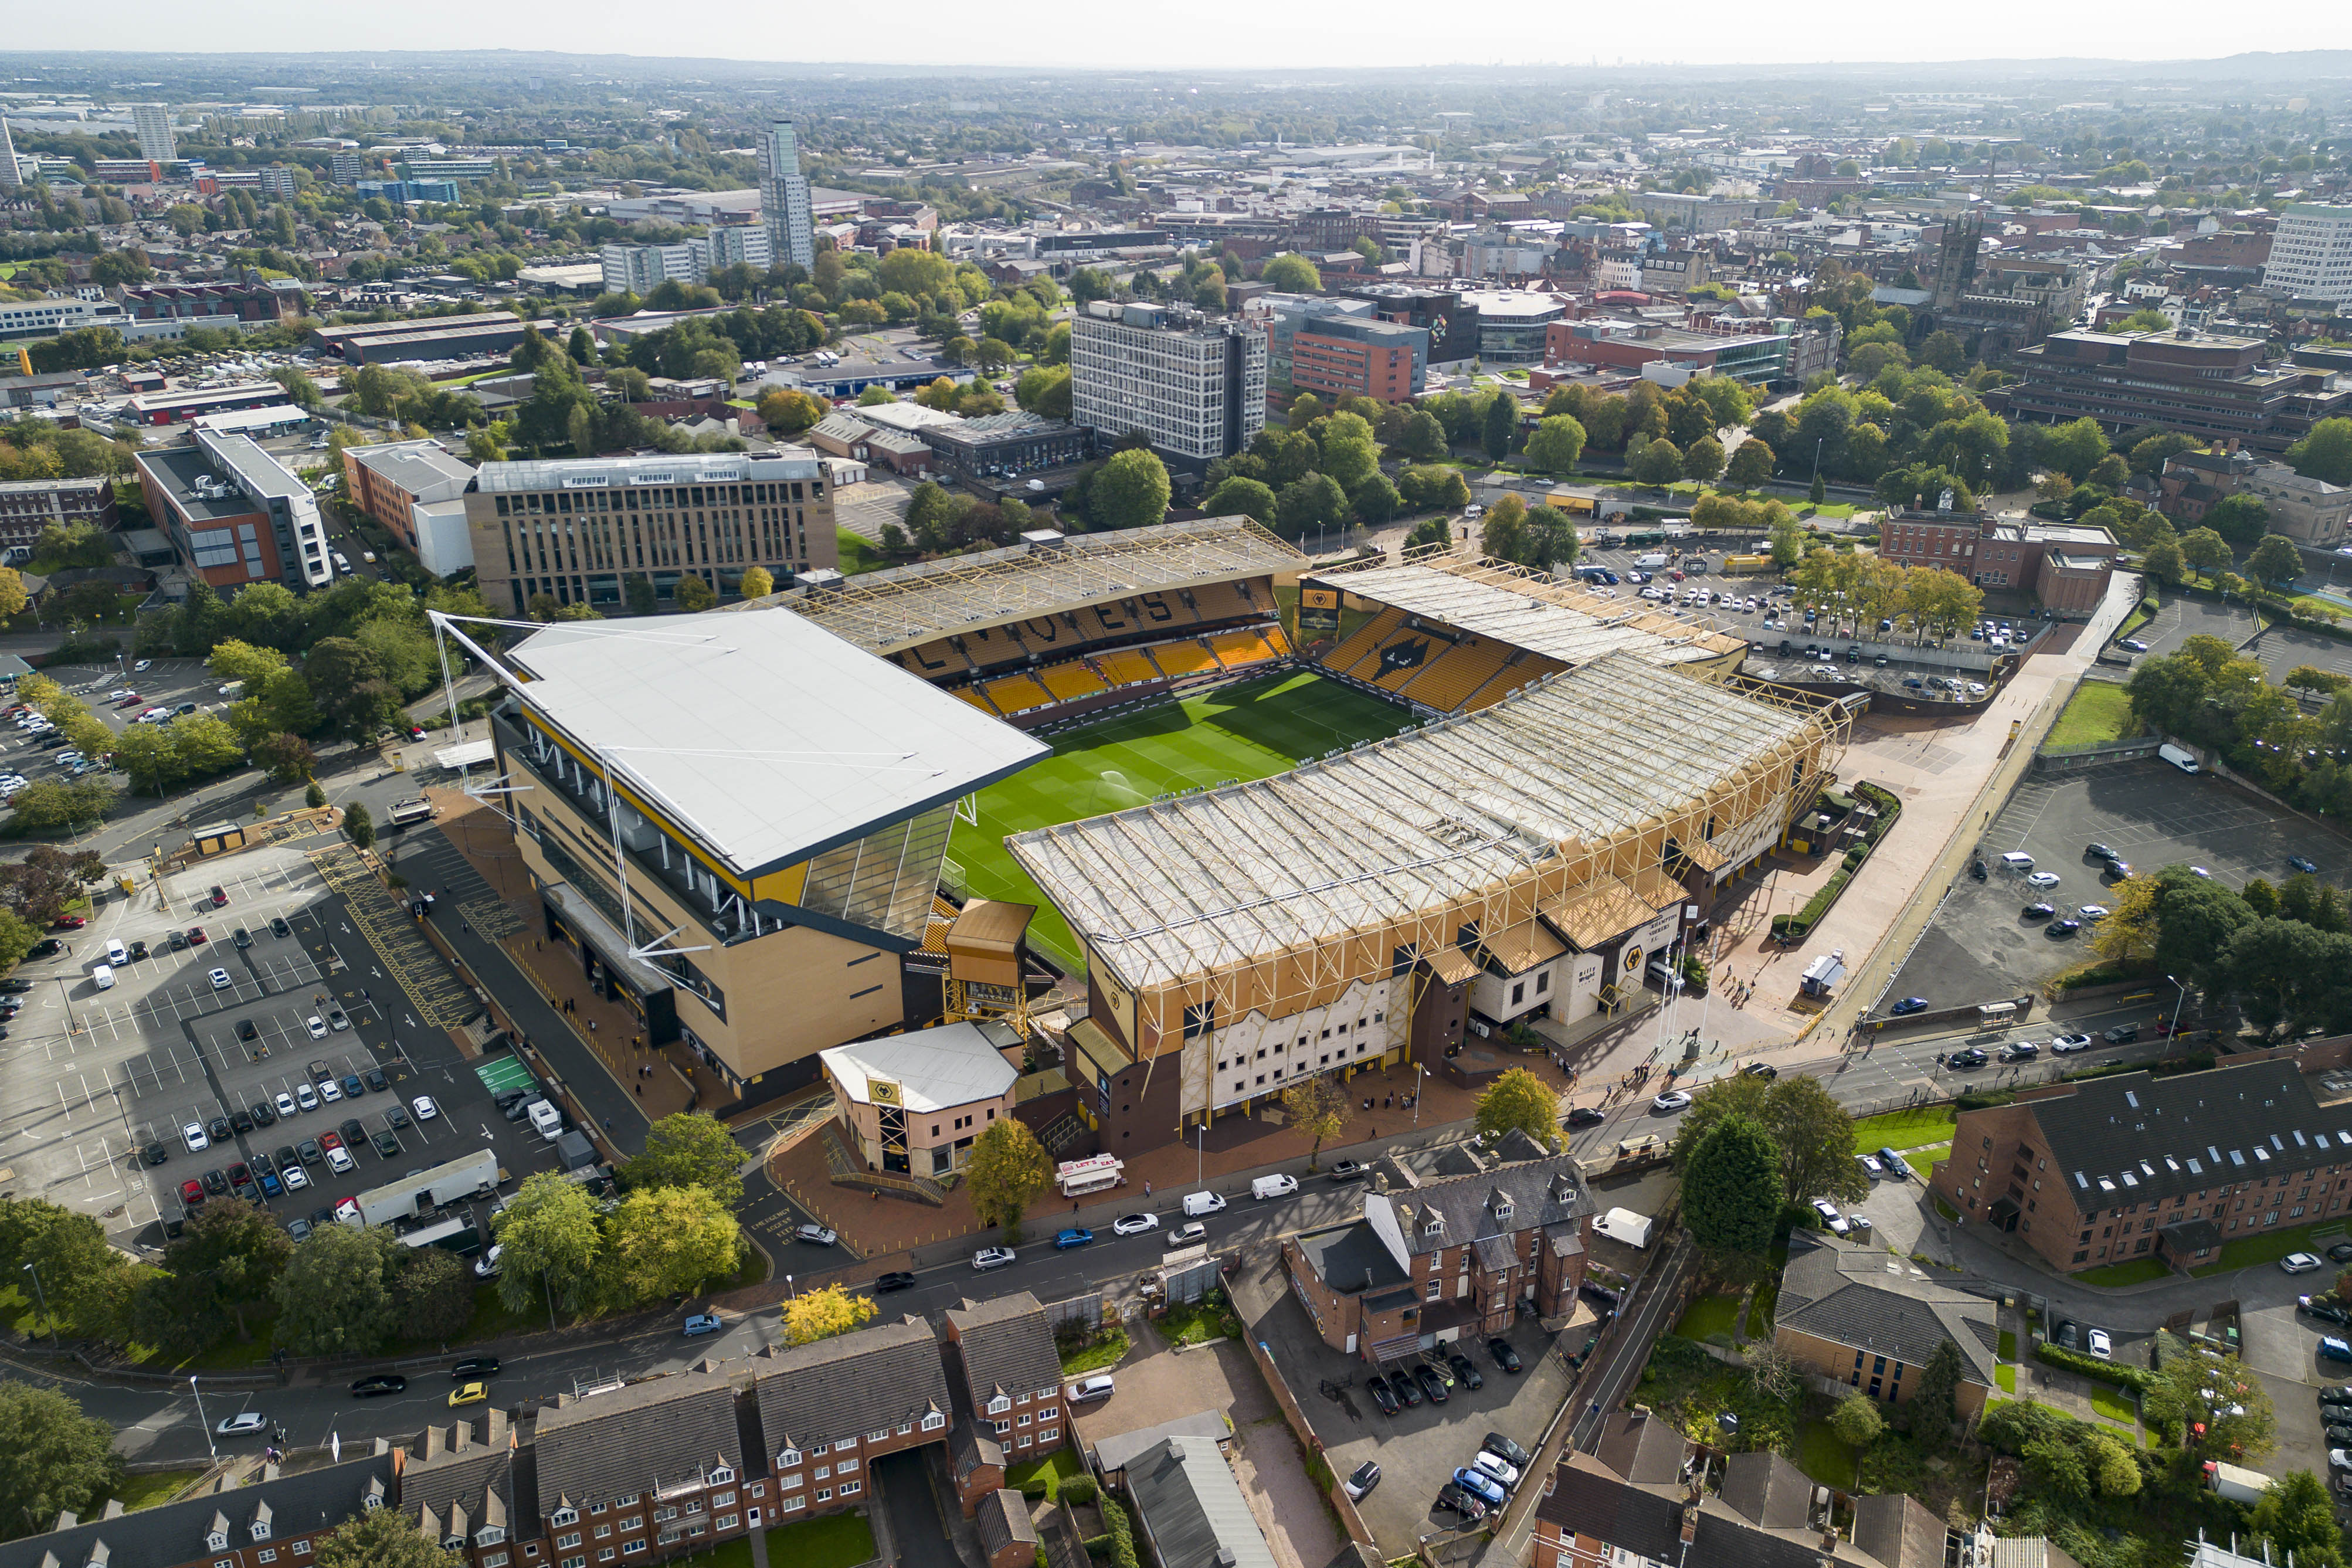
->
1007, 653, 1858, 1038
766, 515, 1306, 656
1315, 547, 1748, 670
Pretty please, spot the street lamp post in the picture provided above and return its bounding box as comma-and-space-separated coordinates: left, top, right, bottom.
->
785, 1274, 795, 1299
21, 1262, 54, 1347
1195, 1121, 1207, 1189
190, 1375, 217, 1465
2166, 973, 2193, 1039
1413, 1063, 1426, 1128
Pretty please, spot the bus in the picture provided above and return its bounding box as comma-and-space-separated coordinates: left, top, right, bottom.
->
386, 797, 436, 830
1055, 1154, 1126, 1199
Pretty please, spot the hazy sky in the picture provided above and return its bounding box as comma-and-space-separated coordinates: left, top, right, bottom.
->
17, 1, 2352, 73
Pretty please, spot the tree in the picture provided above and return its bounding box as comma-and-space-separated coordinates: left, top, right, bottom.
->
2143, 535, 2187, 586
1632, 438, 1684, 488
1280, 1074, 1350, 1171
1472, 1068, 1559, 1153
1725, 439, 1775, 490
755, 388, 824, 435
2086, 1432, 2141, 1497
967, 1118, 1051, 1237
781, 1282, 878, 1347
393, 1248, 476, 1343
2144, 1334, 2273, 1462
1917, 330, 1968, 375
2041, 417, 2111, 483
1909, 1338, 1964, 1448
313, 1508, 467, 1568
2206, 494, 2272, 556
1828, 1391, 1885, 1447
2287, 418, 2352, 486
2253, 1469, 2343, 1568
162, 1200, 291, 1342
1809, 472, 1827, 505
493, 1172, 604, 1315
273, 1224, 403, 1356
1671, 1074, 1866, 1208
1261, 253, 1321, 293
2180, 527, 2232, 579
250, 732, 315, 786
627, 1112, 745, 1209
1203, 476, 1277, 525
0, 1196, 135, 1340
605, 1185, 740, 1306
1481, 394, 1516, 463
1395, 409, 1448, 462
1683, 1114, 1781, 1280
1092, 449, 1172, 531
674, 575, 717, 612
1684, 435, 1726, 486
738, 565, 774, 600
1525, 415, 1588, 474
1314, 412, 1380, 490
343, 800, 375, 850
1277, 472, 1348, 538
2249, 534, 2304, 588
1351, 473, 1403, 525
0, 1384, 121, 1542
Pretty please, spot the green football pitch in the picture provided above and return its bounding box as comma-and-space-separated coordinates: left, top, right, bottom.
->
948, 671, 1411, 974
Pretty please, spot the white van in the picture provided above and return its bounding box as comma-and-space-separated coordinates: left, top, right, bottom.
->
1999, 851, 2035, 873
1644, 958, 1685, 993
105, 938, 127, 965
1251, 1173, 1298, 1201
1633, 552, 1669, 568
527, 1099, 563, 1142
1182, 1190, 1227, 1217
90, 962, 114, 990
2160, 743, 2201, 773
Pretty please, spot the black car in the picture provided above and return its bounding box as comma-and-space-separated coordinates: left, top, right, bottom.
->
1365, 1373, 1399, 1416
0, 979, 32, 994
2317, 1384, 2352, 1403
2085, 842, 2117, 861
229, 1109, 254, 1135
2022, 902, 2055, 920
208, 1115, 232, 1142
874, 1271, 917, 1294
493, 1087, 532, 1112
250, 1100, 276, 1126
1447, 1351, 1484, 1390
310, 1206, 334, 1229
1949, 1047, 1990, 1070
364, 1067, 389, 1094
339, 1118, 365, 1146
2329, 1424, 2352, 1448
1435, 1484, 1489, 1522
2321, 1402, 2352, 1429
385, 1105, 410, 1129
270, 917, 290, 938
296, 1139, 322, 1165
451, 1357, 501, 1379
2054, 1319, 2079, 1351
140, 1141, 168, 1166
201, 1167, 228, 1194
28, 938, 62, 958
274, 1145, 300, 1172
349, 1375, 406, 1397
2301, 1296, 2352, 1326
371, 1130, 402, 1159
1328, 1159, 1367, 1181
127, 940, 148, 961
2048, 918, 2081, 937
1413, 1364, 1450, 1404
237, 1019, 259, 1041
1483, 1433, 1532, 1469
2329, 1243, 2352, 1264
232, 929, 252, 949
166, 931, 186, 951
1488, 1337, 1523, 1373
1742, 1062, 1779, 1079
1393, 1367, 1424, 1407
2103, 1023, 2140, 1044
1564, 1105, 1607, 1127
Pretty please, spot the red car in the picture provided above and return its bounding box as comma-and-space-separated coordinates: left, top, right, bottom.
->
188, 926, 207, 944
114, 693, 141, 708
179, 1179, 205, 1206
320, 1131, 344, 1152
52, 915, 86, 930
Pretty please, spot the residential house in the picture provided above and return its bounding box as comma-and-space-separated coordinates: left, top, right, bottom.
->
752, 1315, 955, 1522
1773, 1231, 1999, 1415
941, 1290, 1068, 1509
529, 1370, 750, 1567
0, 1448, 402, 1568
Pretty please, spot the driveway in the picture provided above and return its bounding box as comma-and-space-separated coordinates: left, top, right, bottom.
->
873, 1450, 959, 1568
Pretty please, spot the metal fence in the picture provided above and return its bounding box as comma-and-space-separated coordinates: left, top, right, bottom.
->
1043, 1292, 1102, 1334
2034, 737, 2163, 773
1156, 1255, 1221, 1305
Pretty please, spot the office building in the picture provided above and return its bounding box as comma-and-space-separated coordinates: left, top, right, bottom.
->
463, 450, 839, 617
1877, 504, 2116, 616
599, 230, 771, 296
481, 607, 1043, 1102
758, 120, 815, 270
0, 476, 117, 551
1455, 290, 1564, 364
1543, 317, 1804, 386
399, 157, 495, 183
131, 103, 176, 165
133, 426, 333, 591
1068, 301, 1265, 463
342, 439, 475, 554
2264, 203, 2352, 303
0, 296, 123, 342
1253, 293, 1428, 408
92, 158, 163, 184
915, 410, 1091, 484
1998, 326, 2352, 457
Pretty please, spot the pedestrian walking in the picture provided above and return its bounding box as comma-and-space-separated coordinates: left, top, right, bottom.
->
1144, 1180, 1152, 1197
634, 1083, 642, 1098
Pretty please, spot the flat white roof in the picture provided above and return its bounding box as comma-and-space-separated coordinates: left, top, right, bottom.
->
505, 613, 1046, 877
819, 1020, 1021, 1112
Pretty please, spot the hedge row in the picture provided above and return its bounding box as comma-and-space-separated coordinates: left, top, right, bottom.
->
1083, 1494, 1137, 1568
2034, 1339, 2156, 1393
1773, 781, 1905, 942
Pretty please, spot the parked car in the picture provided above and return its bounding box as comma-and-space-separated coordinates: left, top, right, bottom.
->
1434, 1483, 1489, 1521
1452, 1468, 1506, 1506
874, 1272, 917, 1294
1067, 1375, 1116, 1403
1447, 1350, 1484, 1390
1365, 1374, 1399, 1416
1343, 1461, 1381, 1502
1483, 1433, 1532, 1470
792, 1223, 838, 1247
1810, 1197, 1849, 1236
681, 1314, 723, 1337
2086, 1328, 2113, 1359
1487, 1338, 1522, 1373
2285, 1253, 2328, 1275
2300, 1295, 2352, 1326
1413, 1364, 1450, 1404
1888, 996, 1929, 1016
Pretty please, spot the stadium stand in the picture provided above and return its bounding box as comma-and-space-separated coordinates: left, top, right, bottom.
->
954, 687, 1001, 716
1037, 660, 1111, 702
985, 673, 1055, 714
901, 638, 972, 675
1265, 623, 1293, 656
1186, 581, 1255, 623
1207, 627, 1285, 673
1399, 637, 1515, 711
962, 624, 1031, 669
1149, 639, 1220, 680
1092, 647, 1164, 688
1346, 620, 1437, 686
1321, 607, 1407, 680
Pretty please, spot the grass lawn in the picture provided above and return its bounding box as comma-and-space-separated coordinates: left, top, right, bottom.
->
762, 1511, 876, 1568
2075, 1258, 2173, 1288
674, 1538, 750, 1568
836, 530, 887, 575
2191, 1219, 2347, 1276
1997, 1330, 2017, 1360
1744, 1280, 1779, 1339
1155, 1297, 1238, 1348
106, 1469, 205, 1512
1673, 1294, 1744, 1343
949, 672, 1411, 972
1794, 1421, 1858, 1488
1849, 1106, 1956, 1154
1058, 1325, 1130, 1376
1007, 1447, 1084, 1501
2090, 1384, 2140, 1426
1995, 1365, 2017, 1393
1905, 1145, 1951, 1177
2117, 594, 2160, 639
2047, 680, 2140, 750
1933, 1195, 1959, 1223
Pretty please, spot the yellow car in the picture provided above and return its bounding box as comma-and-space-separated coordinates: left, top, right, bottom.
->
449, 1382, 489, 1408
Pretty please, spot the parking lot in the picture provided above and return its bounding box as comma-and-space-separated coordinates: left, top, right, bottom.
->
2126, 596, 2260, 661
1, 657, 237, 789
0, 838, 568, 1248
1888, 760, 2352, 1009
2246, 622, 2352, 687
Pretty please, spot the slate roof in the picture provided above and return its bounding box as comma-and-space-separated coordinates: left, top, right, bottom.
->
752, 1314, 953, 1454
1689, 1510, 1841, 1568
1094, 1411, 1233, 1477
0, 1450, 399, 1568
1719, 1451, 1810, 1532
404, 1414, 520, 1543
1533, 1457, 1686, 1562
952, 1423, 1005, 1485
1369, 1155, 1587, 1263
1774, 1233, 2000, 1389
1125, 1436, 1279, 1568
1292, 1221, 1408, 1295
531, 1369, 740, 1515
978, 1491, 1038, 1557
1593, 1410, 1689, 1486
1852, 1494, 1950, 1568
2023, 1058, 2346, 1209
945, 1291, 1064, 1408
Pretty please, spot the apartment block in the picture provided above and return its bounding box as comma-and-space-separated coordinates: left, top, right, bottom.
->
0, 475, 117, 551
132, 103, 177, 164
2265, 204, 2352, 303
342, 439, 476, 554
599, 230, 771, 295
1069, 301, 1265, 463
758, 121, 815, 270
